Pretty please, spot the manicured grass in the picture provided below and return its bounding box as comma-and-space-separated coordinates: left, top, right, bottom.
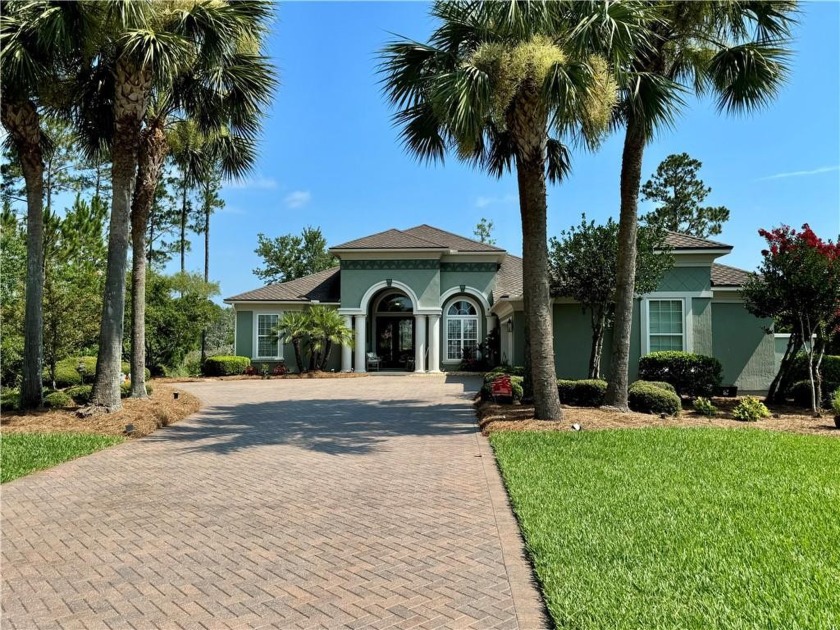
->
491, 428, 840, 629
1, 432, 123, 483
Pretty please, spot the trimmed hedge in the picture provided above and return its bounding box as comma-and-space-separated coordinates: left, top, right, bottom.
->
637, 380, 677, 394
628, 381, 682, 416
787, 380, 838, 408
44, 391, 73, 408
557, 379, 607, 407
43, 356, 150, 388
203, 355, 251, 376
638, 351, 722, 397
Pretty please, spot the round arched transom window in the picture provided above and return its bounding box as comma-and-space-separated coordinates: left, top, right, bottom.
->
377, 293, 413, 313
445, 298, 479, 361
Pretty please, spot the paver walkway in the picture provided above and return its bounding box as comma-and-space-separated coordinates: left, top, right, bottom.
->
2, 375, 545, 629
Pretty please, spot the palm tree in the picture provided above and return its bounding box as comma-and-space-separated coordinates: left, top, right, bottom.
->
309, 305, 354, 371
275, 311, 311, 374
380, 1, 644, 419
76, 0, 273, 412
0, 1, 87, 409
604, 1, 796, 410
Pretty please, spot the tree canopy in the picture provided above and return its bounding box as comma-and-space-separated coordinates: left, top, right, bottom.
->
254, 226, 337, 284
641, 153, 730, 238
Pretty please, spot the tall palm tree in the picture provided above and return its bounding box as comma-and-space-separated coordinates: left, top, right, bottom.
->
0, 1, 88, 409
380, 1, 646, 419
604, 1, 796, 410
76, 0, 273, 412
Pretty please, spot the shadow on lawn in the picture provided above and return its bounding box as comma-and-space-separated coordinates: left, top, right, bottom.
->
146, 375, 481, 457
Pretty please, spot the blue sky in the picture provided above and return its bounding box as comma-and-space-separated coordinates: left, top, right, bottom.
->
185, 1, 840, 300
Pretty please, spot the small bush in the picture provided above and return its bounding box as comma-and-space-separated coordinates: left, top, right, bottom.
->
637, 380, 677, 394
628, 381, 682, 416
556, 379, 607, 407
43, 356, 149, 388
732, 396, 771, 422
787, 380, 838, 408
119, 382, 154, 398
203, 355, 251, 376
272, 362, 289, 376
693, 397, 718, 418
638, 351, 723, 397
44, 391, 73, 409
511, 376, 524, 401
790, 354, 840, 385
484, 365, 526, 380
65, 385, 92, 405
1, 389, 19, 411
831, 388, 840, 416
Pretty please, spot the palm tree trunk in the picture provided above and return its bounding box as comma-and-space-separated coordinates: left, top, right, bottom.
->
87, 61, 151, 413
320, 340, 333, 371
1, 100, 45, 410
605, 117, 646, 411
129, 122, 168, 398
201, 183, 210, 362
516, 156, 563, 419
292, 338, 305, 373
180, 179, 187, 274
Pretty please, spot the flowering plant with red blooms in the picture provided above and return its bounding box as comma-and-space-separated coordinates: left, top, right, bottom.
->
744, 224, 840, 410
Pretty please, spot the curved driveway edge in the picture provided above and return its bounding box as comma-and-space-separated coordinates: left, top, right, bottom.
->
2, 375, 546, 629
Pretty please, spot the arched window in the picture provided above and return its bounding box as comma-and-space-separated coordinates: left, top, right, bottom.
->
445, 299, 479, 361
376, 293, 413, 313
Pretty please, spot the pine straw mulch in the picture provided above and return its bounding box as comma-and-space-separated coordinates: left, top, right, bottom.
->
1, 384, 200, 439
477, 397, 840, 438
156, 371, 370, 384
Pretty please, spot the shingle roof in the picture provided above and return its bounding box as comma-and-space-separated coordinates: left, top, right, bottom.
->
330, 228, 445, 251
665, 231, 732, 250
403, 224, 505, 252
711, 263, 751, 287
225, 266, 340, 302
493, 254, 523, 299
331, 224, 503, 252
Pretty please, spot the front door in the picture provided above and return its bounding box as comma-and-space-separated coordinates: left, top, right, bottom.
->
376, 317, 414, 369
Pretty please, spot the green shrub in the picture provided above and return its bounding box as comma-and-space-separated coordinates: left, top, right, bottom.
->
732, 396, 771, 422
484, 365, 526, 380
1, 388, 20, 411
556, 379, 607, 407
42, 356, 149, 388
831, 388, 840, 416
203, 355, 251, 376
511, 376, 524, 401
628, 381, 682, 416
638, 351, 723, 397
787, 380, 838, 408
790, 354, 840, 385
481, 374, 524, 402
65, 385, 92, 405
44, 391, 73, 409
693, 397, 718, 418
637, 380, 677, 394
119, 382, 154, 398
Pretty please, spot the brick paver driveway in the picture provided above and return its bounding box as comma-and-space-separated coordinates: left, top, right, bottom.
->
2, 375, 545, 629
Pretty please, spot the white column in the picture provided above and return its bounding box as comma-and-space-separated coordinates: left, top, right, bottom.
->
341, 315, 353, 372
428, 314, 441, 373
414, 314, 427, 373
354, 314, 367, 373
485, 315, 496, 336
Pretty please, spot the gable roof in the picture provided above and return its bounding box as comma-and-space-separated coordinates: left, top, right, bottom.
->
711, 262, 751, 287
225, 266, 340, 303
664, 231, 732, 251
331, 224, 503, 253
330, 228, 447, 251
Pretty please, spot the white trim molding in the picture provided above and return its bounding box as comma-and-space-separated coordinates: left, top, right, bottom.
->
439, 286, 491, 313
339, 280, 441, 316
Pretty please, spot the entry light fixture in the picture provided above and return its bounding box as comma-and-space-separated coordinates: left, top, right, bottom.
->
506, 320, 513, 333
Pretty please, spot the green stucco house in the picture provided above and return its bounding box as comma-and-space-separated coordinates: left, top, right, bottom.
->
226, 224, 776, 391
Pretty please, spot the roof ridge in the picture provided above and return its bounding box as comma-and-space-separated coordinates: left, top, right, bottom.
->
403, 224, 505, 251
331, 227, 445, 250
665, 230, 731, 248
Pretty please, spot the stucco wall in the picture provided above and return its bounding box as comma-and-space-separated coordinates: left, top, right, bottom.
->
439, 268, 496, 302
692, 298, 713, 356
659, 266, 711, 293
712, 302, 776, 392
340, 265, 441, 310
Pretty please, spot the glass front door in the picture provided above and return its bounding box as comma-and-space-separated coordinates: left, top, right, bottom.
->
376, 317, 414, 369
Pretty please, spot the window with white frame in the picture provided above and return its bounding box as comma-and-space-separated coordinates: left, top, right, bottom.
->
256, 313, 281, 358
647, 299, 684, 352
445, 299, 479, 361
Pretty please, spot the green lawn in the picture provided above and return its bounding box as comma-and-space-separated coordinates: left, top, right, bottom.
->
491, 428, 840, 629
1, 432, 123, 483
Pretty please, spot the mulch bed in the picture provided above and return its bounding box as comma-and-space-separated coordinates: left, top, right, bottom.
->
477, 398, 840, 438
1, 384, 200, 439
156, 371, 370, 384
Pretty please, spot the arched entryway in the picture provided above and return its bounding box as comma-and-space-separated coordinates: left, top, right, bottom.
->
372, 290, 415, 369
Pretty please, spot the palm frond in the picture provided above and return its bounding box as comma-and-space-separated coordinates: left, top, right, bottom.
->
546, 137, 572, 184
392, 102, 448, 165
707, 42, 791, 114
